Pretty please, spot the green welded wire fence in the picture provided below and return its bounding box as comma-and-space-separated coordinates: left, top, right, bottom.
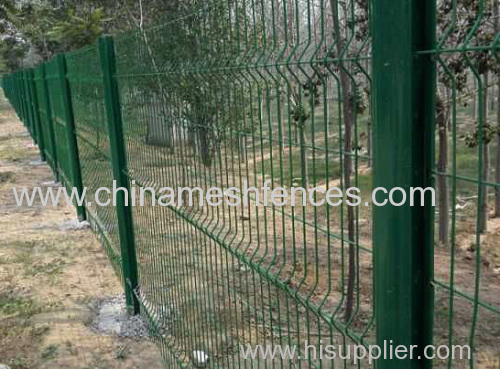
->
1, 0, 499, 368
33, 64, 59, 177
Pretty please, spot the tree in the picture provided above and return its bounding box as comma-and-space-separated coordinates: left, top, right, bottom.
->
122, 0, 251, 166
0, 0, 28, 72
3, 0, 172, 66
0, 36, 28, 72
47, 7, 107, 51
436, 0, 499, 239
494, 0, 500, 217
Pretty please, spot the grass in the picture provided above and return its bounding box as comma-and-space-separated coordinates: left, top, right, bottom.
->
25, 259, 66, 278
0, 255, 10, 264
41, 344, 59, 360
7, 356, 30, 369
0, 146, 29, 162
0, 294, 40, 318
452, 139, 499, 197
258, 149, 342, 186
11, 251, 33, 265
0, 171, 15, 184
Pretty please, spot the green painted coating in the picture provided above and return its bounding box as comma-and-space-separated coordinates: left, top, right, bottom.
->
56, 54, 87, 221
36, 64, 60, 179
20, 72, 28, 125
372, 1, 436, 368
24, 71, 35, 141
21, 71, 33, 135
27, 71, 36, 139
28, 69, 46, 161
98, 35, 140, 315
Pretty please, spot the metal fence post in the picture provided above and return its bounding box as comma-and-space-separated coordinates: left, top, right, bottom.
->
39, 64, 59, 180
19, 72, 27, 126
98, 35, 140, 315
372, 1, 436, 369
23, 71, 34, 140
26, 70, 37, 140
56, 54, 87, 221
38, 63, 59, 181
26, 70, 39, 146
28, 69, 46, 162
21, 71, 32, 135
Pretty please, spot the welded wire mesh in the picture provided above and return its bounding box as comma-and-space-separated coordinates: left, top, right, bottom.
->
112, 0, 373, 367
33, 65, 59, 175
431, 1, 500, 368
65, 40, 195, 364
65, 45, 124, 277
44, 58, 76, 191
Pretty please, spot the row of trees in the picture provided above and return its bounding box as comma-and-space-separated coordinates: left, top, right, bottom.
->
0, 0, 179, 72
437, 0, 500, 242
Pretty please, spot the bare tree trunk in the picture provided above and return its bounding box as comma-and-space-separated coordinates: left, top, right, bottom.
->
494, 0, 500, 217
496, 75, 500, 217
198, 123, 212, 167
285, 0, 310, 188
366, 119, 372, 167
330, 0, 355, 322
437, 95, 449, 245
125, 0, 175, 149
472, 78, 477, 121
489, 83, 495, 112
299, 125, 310, 189
366, 58, 372, 168
239, 135, 247, 162
479, 72, 489, 233
260, 89, 266, 126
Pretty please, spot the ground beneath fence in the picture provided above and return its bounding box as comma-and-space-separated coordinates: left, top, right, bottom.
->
0, 96, 163, 368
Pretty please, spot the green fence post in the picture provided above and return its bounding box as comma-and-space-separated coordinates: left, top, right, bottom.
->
26, 70, 36, 139
98, 35, 140, 315
372, 1, 436, 369
26, 69, 38, 144
19, 72, 26, 125
55, 54, 86, 221
26, 71, 34, 137
28, 69, 46, 161
40, 64, 60, 181
18, 72, 24, 125
21, 71, 31, 134
18, 72, 23, 121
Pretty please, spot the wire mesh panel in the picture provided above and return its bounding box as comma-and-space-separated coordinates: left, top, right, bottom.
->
113, 0, 373, 367
21, 70, 34, 137
431, 0, 500, 368
65, 45, 123, 278
27, 69, 45, 157
3, 73, 25, 122
34, 65, 58, 175
44, 56, 87, 220
44, 58, 75, 189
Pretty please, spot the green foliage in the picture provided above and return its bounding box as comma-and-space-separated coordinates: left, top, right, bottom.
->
0, 36, 28, 72
291, 104, 310, 126
15, 3, 63, 61
463, 122, 499, 147
437, 0, 499, 89
47, 7, 107, 50
0, 0, 16, 28
0, 0, 27, 72
0, 294, 39, 318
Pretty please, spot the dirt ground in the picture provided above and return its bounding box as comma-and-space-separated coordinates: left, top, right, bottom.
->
0, 96, 164, 368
